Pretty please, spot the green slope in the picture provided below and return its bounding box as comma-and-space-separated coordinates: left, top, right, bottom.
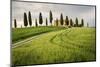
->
12, 27, 96, 66
12, 26, 65, 43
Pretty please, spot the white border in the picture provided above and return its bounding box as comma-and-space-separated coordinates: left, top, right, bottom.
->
0, 0, 100, 67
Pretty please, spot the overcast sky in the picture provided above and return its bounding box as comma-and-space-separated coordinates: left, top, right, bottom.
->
12, 1, 95, 28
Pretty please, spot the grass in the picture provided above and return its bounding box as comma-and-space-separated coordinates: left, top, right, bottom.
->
12, 27, 96, 66
12, 26, 66, 43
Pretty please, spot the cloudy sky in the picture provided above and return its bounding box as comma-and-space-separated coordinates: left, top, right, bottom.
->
12, 0, 95, 28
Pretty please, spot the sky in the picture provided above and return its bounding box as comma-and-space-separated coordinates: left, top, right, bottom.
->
12, 0, 96, 28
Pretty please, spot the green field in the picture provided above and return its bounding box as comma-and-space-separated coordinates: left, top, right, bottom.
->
12, 26, 65, 43
12, 27, 96, 66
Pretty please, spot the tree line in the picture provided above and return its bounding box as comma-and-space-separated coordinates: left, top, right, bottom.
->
14, 10, 85, 28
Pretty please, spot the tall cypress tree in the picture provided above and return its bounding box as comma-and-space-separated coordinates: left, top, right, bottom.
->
60, 13, 63, 25
49, 10, 53, 25
28, 11, 32, 27
46, 18, 48, 26
39, 12, 43, 25
75, 17, 78, 27
70, 19, 73, 26
24, 12, 28, 27
14, 19, 17, 28
81, 19, 84, 27
65, 16, 69, 26
87, 22, 89, 27
56, 18, 58, 26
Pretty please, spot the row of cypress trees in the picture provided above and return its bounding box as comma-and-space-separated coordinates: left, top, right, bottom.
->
55, 14, 84, 27
55, 16, 84, 27
14, 11, 84, 28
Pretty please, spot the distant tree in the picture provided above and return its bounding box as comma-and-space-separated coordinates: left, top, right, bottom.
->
60, 13, 63, 25
28, 11, 32, 27
24, 12, 28, 27
39, 12, 43, 25
87, 22, 89, 27
35, 19, 38, 27
73, 24, 76, 27
75, 17, 78, 27
49, 10, 53, 25
70, 18, 73, 26
21, 25, 22, 28
81, 19, 84, 27
46, 18, 48, 26
14, 19, 17, 28
56, 18, 58, 26
65, 16, 69, 26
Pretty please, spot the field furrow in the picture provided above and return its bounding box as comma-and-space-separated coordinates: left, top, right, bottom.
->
12, 27, 96, 66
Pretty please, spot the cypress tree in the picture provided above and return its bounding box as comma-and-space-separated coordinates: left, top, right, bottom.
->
35, 19, 38, 27
56, 18, 58, 26
46, 18, 48, 26
39, 12, 43, 25
81, 19, 84, 27
24, 12, 28, 27
49, 10, 53, 25
65, 16, 69, 26
87, 23, 89, 27
60, 13, 63, 25
28, 11, 32, 27
70, 19, 73, 26
75, 17, 78, 27
14, 19, 17, 28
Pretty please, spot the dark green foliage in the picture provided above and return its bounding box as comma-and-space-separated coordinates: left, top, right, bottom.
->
70, 18, 73, 26
46, 18, 48, 26
49, 10, 53, 25
68, 25, 71, 28
73, 24, 77, 27
60, 13, 63, 25
78, 24, 82, 27
24, 12, 28, 27
56, 18, 58, 26
35, 19, 38, 27
81, 19, 84, 27
39, 12, 43, 25
87, 23, 89, 27
28, 11, 32, 27
75, 17, 78, 27
78, 19, 84, 27
65, 16, 69, 26
14, 19, 17, 28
